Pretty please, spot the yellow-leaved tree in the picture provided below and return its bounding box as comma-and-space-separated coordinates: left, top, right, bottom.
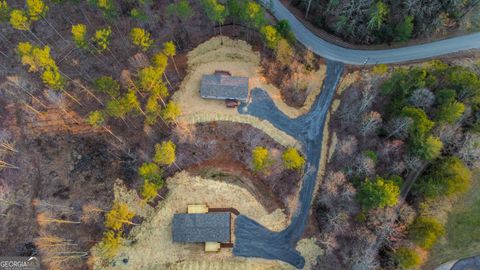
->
129, 27, 153, 52
153, 140, 176, 166
104, 201, 136, 231
282, 147, 305, 170
252, 146, 273, 172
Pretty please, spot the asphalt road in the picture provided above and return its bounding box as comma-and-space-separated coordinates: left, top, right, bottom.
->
233, 61, 344, 268
263, 0, 480, 65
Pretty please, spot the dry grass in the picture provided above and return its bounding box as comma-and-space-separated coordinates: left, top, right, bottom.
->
296, 238, 324, 270
173, 36, 326, 120
337, 71, 360, 95
94, 171, 290, 269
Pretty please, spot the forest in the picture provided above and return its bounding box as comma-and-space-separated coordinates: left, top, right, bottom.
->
290, 0, 480, 44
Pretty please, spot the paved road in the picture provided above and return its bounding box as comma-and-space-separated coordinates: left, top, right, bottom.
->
233, 61, 344, 268
263, 0, 480, 65
451, 256, 480, 270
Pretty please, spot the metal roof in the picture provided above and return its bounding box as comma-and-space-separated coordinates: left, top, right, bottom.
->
172, 213, 231, 243
200, 74, 249, 101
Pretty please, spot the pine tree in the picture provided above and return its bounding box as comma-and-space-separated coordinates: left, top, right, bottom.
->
71, 24, 88, 49
129, 27, 153, 52
154, 140, 176, 166
92, 27, 111, 53
104, 201, 136, 231
145, 96, 160, 125
105, 99, 127, 118
161, 101, 181, 123
94, 76, 120, 97
86, 110, 105, 127
152, 52, 168, 72
41, 68, 64, 90
162, 41, 179, 76
10, 9, 30, 30
140, 180, 158, 202
138, 162, 163, 185
98, 230, 123, 259
167, 0, 193, 22
0, 0, 10, 22
26, 0, 48, 21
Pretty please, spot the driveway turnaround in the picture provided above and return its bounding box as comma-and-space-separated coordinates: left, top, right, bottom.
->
263, 0, 480, 65
233, 61, 344, 268
451, 256, 480, 270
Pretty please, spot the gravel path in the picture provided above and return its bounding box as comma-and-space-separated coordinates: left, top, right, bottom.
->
233, 61, 344, 268
263, 0, 480, 65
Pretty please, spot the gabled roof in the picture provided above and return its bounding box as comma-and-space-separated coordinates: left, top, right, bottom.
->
172, 213, 231, 243
200, 74, 249, 101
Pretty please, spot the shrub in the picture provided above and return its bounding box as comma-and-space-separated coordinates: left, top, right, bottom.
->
363, 150, 378, 163
260, 25, 281, 49
252, 146, 272, 172
372, 64, 388, 75
282, 147, 305, 170
394, 247, 422, 269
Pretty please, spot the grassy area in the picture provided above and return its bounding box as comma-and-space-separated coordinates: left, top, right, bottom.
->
426, 170, 480, 268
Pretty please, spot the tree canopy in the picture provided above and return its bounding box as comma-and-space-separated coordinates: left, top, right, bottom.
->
282, 147, 305, 170
357, 176, 400, 210
418, 156, 472, 199
408, 216, 445, 250
252, 146, 272, 172
130, 27, 153, 52
154, 141, 176, 166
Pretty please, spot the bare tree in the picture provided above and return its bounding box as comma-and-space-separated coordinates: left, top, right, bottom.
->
335, 135, 358, 161
359, 111, 382, 137
81, 202, 106, 223
352, 153, 376, 177
408, 88, 435, 110
457, 132, 480, 168
385, 117, 413, 139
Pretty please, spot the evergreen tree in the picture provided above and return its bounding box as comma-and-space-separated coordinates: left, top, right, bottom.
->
94, 76, 120, 97
26, 0, 48, 21
92, 27, 111, 53
10, 9, 30, 30
71, 24, 88, 49
130, 27, 153, 52
161, 101, 181, 123
154, 141, 176, 166
0, 0, 10, 22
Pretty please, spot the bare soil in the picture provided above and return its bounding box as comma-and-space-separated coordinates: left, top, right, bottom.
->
172, 121, 303, 214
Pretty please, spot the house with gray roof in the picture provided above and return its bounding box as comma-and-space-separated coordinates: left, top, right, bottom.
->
200, 72, 249, 102
172, 213, 231, 243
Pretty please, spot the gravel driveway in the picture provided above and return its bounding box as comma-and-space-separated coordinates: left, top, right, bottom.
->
233, 61, 344, 268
